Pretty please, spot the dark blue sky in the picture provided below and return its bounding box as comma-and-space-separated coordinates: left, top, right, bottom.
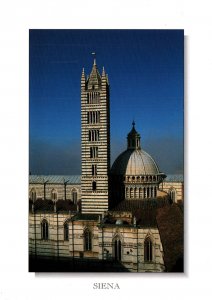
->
29, 29, 184, 175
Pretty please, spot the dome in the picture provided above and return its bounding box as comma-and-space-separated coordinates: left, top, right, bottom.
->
111, 149, 160, 176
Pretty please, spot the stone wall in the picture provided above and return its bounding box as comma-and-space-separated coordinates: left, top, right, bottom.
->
160, 181, 184, 202
29, 183, 81, 202
29, 211, 165, 272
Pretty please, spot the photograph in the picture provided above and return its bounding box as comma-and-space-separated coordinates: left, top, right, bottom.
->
29, 29, 184, 272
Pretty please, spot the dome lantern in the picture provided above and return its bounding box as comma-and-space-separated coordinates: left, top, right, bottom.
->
127, 121, 141, 150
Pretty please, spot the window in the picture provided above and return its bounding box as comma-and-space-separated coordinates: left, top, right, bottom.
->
87, 92, 100, 104
169, 188, 176, 202
150, 187, 153, 197
90, 147, 98, 158
72, 189, 77, 204
92, 164, 97, 176
30, 188, 36, 201
88, 129, 99, 141
41, 220, 48, 240
51, 189, 57, 201
143, 188, 146, 198
130, 188, 133, 198
92, 181, 97, 191
154, 187, 157, 197
114, 238, 122, 261
144, 237, 152, 262
84, 228, 92, 251
134, 187, 137, 198
126, 187, 129, 198
147, 187, 150, 198
64, 222, 69, 241
87, 111, 100, 124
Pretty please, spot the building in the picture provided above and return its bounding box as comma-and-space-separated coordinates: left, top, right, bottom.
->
29, 59, 184, 272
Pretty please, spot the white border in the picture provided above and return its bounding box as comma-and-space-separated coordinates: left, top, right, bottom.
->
1, 0, 212, 299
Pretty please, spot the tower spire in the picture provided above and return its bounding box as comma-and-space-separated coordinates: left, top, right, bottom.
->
88, 52, 101, 89
102, 66, 106, 77
81, 67, 85, 78
92, 52, 96, 66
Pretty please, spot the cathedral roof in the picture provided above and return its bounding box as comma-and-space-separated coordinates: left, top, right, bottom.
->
29, 174, 183, 183
156, 204, 184, 271
164, 174, 184, 182
30, 199, 77, 212
112, 198, 169, 212
29, 175, 81, 185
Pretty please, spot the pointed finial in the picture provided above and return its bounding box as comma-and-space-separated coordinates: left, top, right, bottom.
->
92, 52, 96, 65
102, 66, 106, 77
132, 120, 135, 128
81, 67, 85, 77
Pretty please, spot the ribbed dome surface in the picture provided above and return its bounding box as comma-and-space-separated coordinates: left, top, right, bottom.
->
111, 149, 160, 176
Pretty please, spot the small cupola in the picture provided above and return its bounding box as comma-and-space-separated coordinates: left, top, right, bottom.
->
127, 121, 141, 150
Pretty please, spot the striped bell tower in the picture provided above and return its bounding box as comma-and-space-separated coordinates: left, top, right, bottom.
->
81, 57, 110, 214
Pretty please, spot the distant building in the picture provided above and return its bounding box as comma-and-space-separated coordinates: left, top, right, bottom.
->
29, 59, 183, 272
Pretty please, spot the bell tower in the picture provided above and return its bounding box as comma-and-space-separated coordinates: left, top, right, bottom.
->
81, 57, 110, 214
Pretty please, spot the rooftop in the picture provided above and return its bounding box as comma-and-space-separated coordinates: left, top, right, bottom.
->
164, 174, 184, 182
29, 199, 77, 212
156, 203, 184, 272
29, 174, 183, 184
29, 175, 81, 184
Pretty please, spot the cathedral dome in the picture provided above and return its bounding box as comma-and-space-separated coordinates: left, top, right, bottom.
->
111, 149, 160, 176
111, 122, 161, 176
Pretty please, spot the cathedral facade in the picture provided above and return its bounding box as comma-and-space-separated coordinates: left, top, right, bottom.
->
29, 59, 184, 272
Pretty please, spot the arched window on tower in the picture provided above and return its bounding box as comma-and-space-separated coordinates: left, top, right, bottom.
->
84, 228, 92, 251
41, 219, 49, 240
92, 164, 97, 176
64, 221, 69, 241
92, 181, 97, 191
144, 237, 153, 262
